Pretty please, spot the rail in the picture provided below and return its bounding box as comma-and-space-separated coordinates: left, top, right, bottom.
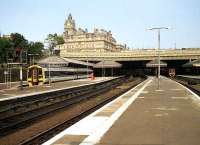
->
173, 76, 200, 96
18, 77, 145, 145
0, 76, 126, 136
176, 75, 200, 85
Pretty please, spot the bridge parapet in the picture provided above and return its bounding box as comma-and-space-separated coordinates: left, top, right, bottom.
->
60, 49, 200, 61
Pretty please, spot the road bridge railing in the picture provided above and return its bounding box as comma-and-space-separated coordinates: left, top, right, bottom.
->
60, 49, 200, 61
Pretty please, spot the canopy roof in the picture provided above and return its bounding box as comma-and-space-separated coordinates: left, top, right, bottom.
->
63, 57, 94, 67
94, 60, 122, 68
37, 56, 94, 67
146, 59, 167, 67
182, 59, 200, 67
37, 56, 69, 65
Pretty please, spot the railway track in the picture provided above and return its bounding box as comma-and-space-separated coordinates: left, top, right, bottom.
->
172, 76, 200, 96
0, 77, 124, 136
0, 76, 145, 145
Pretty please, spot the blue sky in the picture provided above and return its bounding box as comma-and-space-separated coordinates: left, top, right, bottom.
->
1, 0, 200, 49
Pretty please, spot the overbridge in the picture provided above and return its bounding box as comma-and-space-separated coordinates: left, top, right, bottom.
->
60, 49, 200, 61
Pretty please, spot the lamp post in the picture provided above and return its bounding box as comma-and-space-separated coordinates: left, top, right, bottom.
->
7, 58, 13, 88
20, 51, 23, 90
48, 49, 51, 85
44, 40, 52, 86
102, 58, 105, 78
146, 27, 169, 89
86, 53, 89, 78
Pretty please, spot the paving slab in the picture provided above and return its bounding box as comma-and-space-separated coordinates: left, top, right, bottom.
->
97, 77, 200, 145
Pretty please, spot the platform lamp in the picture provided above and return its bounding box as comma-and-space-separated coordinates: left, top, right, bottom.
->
43, 39, 51, 86
146, 27, 169, 89
86, 53, 89, 78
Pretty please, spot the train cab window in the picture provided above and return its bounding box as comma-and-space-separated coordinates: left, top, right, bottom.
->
38, 68, 43, 77
28, 69, 32, 78
32, 68, 38, 78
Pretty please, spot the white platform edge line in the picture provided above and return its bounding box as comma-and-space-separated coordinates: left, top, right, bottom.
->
173, 79, 200, 101
42, 78, 149, 145
86, 78, 150, 116
79, 79, 152, 145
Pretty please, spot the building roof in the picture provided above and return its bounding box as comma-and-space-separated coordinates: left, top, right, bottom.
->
146, 59, 167, 67
182, 59, 200, 67
37, 56, 69, 65
62, 57, 94, 67
94, 60, 122, 68
37, 56, 94, 67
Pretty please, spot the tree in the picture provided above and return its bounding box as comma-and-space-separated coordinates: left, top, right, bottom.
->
0, 38, 14, 63
10, 33, 29, 62
28, 42, 44, 55
54, 34, 64, 45
0, 33, 45, 65
27, 42, 44, 63
45, 33, 64, 54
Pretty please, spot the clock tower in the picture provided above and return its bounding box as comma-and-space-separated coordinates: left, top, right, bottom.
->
64, 14, 76, 36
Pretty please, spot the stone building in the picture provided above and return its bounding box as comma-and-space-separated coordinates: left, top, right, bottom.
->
58, 14, 126, 55
0, 34, 11, 39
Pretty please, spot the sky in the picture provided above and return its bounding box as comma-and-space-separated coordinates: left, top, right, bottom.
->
1, 0, 200, 49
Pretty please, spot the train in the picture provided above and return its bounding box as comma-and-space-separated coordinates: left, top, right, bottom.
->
168, 68, 176, 77
27, 57, 94, 87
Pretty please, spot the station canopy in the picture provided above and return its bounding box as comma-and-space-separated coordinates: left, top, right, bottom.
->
37, 56, 69, 65
146, 59, 167, 67
94, 60, 122, 68
37, 56, 94, 67
63, 58, 94, 67
182, 59, 200, 67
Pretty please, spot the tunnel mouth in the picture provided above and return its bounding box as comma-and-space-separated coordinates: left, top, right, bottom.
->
93, 60, 199, 77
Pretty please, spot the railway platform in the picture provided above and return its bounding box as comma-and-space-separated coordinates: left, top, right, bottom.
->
43, 76, 200, 145
0, 77, 115, 101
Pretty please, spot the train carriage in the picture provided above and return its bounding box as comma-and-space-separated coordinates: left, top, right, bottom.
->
27, 56, 94, 87
27, 65, 45, 87
168, 68, 176, 77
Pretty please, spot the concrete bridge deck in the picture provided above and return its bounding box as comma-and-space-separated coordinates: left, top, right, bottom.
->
43, 77, 200, 145
60, 49, 200, 61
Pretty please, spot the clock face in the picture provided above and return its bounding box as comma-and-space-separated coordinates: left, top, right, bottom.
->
67, 22, 71, 26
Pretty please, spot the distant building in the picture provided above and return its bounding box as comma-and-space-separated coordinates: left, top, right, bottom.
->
0, 34, 11, 39
116, 44, 129, 51
58, 14, 127, 56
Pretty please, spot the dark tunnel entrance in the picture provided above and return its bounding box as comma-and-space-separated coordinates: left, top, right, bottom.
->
93, 59, 199, 77
119, 59, 198, 77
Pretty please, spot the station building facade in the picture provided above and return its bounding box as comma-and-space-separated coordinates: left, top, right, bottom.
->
58, 14, 127, 56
